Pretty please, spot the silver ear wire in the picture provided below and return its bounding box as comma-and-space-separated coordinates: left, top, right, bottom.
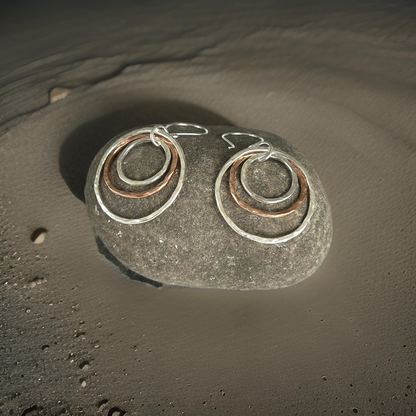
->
166, 122, 209, 138
221, 132, 265, 149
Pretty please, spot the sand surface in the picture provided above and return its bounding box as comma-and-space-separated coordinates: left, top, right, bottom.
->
0, 1, 415, 414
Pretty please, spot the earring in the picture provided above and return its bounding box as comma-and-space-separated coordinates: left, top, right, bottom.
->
94, 123, 208, 224
215, 132, 315, 244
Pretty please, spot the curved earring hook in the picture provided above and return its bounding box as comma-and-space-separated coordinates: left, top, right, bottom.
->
221, 132, 265, 150
150, 123, 209, 146
222, 132, 274, 161
165, 122, 209, 138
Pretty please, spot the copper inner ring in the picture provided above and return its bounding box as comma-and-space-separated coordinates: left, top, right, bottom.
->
103, 133, 179, 199
229, 151, 308, 218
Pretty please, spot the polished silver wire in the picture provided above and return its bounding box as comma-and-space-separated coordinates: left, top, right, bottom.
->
215, 142, 315, 245
166, 122, 209, 138
221, 132, 265, 150
240, 152, 298, 204
150, 125, 167, 147
150, 123, 208, 145
116, 137, 172, 187
250, 140, 273, 162
94, 127, 185, 224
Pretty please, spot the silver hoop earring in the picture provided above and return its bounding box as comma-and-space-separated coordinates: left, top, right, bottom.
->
94, 123, 208, 224
215, 132, 316, 245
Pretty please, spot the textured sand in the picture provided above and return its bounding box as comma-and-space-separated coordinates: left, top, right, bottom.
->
0, 1, 415, 415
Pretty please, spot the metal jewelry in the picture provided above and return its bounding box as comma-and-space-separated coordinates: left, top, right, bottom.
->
215, 132, 316, 244
94, 123, 208, 224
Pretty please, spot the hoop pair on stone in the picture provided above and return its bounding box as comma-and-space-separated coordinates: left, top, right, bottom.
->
94, 125, 315, 244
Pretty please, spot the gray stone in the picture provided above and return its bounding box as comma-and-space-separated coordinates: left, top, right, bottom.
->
85, 126, 332, 290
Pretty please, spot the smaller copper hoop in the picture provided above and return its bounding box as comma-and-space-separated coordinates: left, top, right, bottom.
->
229, 151, 308, 218
103, 133, 179, 199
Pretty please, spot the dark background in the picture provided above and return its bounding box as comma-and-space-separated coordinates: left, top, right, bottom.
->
0, 1, 415, 415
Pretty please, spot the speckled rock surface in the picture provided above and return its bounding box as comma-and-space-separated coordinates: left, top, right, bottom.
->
85, 126, 332, 289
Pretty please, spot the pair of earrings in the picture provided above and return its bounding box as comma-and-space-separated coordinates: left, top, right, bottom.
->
94, 123, 315, 245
